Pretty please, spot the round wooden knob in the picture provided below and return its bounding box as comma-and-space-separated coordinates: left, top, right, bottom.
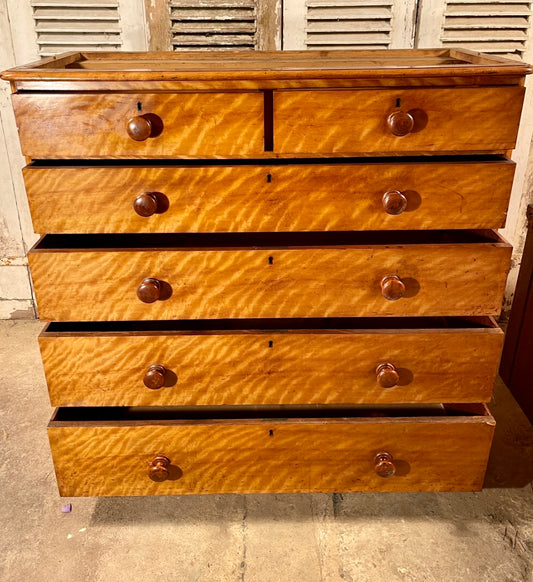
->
143, 364, 167, 389
387, 110, 415, 137
137, 278, 161, 303
382, 190, 408, 215
381, 275, 405, 301
374, 452, 396, 478
376, 363, 400, 388
149, 455, 170, 482
134, 192, 159, 217
127, 116, 152, 141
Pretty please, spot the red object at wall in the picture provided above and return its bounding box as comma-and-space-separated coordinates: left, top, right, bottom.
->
500, 204, 533, 423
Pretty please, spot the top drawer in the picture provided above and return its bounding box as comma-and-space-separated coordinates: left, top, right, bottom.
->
274, 87, 525, 155
11, 92, 265, 159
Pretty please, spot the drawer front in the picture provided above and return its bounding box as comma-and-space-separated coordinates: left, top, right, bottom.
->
274, 87, 525, 155
24, 160, 515, 233
48, 408, 495, 496
28, 238, 512, 320
12, 92, 264, 158
40, 324, 503, 407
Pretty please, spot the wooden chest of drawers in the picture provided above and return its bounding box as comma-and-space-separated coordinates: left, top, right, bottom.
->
3, 49, 530, 496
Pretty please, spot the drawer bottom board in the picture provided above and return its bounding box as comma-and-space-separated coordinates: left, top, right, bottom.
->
48, 404, 495, 496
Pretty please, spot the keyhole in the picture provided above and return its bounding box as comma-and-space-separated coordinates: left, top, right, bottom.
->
268, 256, 274, 265
267, 174, 272, 183
268, 340, 273, 348
137, 101, 142, 112
396, 98, 401, 108
269, 429, 274, 436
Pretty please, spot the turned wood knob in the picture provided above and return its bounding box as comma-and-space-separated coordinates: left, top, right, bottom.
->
382, 190, 408, 215
149, 455, 171, 482
387, 110, 414, 137
134, 192, 160, 217
376, 363, 400, 388
143, 364, 167, 389
381, 275, 405, 301
374, 452, 396, 478
127, 115, 152, 141
137, 278, 161, 303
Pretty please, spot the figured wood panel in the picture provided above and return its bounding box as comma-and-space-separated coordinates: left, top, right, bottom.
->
274, 87, 525, 154
47, 414, 495, 495
11, 92, 264, 158
24, 160, 515, 233
28, 241, 512, 320
39, 327, 503, 406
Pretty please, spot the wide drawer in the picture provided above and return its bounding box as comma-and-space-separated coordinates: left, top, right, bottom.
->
28, 231, 512, 320
40, 317, 503, 407
11, 92, 264, 158
24, 158, 515, 233
274, 87, 525, 155
48, 404, 495, 496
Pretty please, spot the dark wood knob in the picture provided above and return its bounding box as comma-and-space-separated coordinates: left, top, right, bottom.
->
134, 192, 159, 217
387, 110, 414, 137
143, 364, 167, 389
376, 363, 400, 388
382, 190, 408, 215
374, 452, 396, 478
149, 455, 170, 482
127, 115, 152, 141
137, 278, 161, 303
381, 275, 405, 301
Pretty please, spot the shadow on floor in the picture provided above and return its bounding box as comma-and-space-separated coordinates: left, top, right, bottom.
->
88, 379, 533, 527
484, 377, 533, 488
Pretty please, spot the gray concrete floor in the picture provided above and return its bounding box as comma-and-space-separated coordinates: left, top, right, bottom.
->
1, 320, 533, 582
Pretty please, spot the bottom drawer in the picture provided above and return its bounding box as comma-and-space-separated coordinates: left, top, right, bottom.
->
48, 404, 495, 496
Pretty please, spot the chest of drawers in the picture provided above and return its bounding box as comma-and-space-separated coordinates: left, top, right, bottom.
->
2, 49, 529, 496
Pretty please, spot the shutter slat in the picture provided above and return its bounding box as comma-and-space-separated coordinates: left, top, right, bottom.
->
444, 16, 529, 27
305, 0, 394, 49
307, 21, 392, 31
307, 7, 393, 19
171, 0, 258, 51
172, 22, 256, 33
32, 0, 121, 56
440, 0, 531, 58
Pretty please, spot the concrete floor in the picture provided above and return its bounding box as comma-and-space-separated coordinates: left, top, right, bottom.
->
1, 320, 533, 582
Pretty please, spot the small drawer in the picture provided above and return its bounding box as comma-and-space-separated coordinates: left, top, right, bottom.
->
39, 317, 503, 407
11, 92, 264, 158
24, 158, 515, 233
274, 87, 525, 155
47, 404, 495, 496
28, 231, 512, 321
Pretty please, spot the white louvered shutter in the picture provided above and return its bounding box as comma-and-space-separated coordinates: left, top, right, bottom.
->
31, 0, 123, 57
170, 0, 258, 50
416, 0, 533, 60
283, 0, 418, 50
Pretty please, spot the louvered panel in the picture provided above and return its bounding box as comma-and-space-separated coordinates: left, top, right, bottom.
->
440, 0, 533, 58
305, 0, 395, 50
32, 0, 121, 57
171, 0, 257, 51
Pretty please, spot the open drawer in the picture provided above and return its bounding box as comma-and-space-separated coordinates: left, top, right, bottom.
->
40, 317, 503, 407
48, 404, 495, 496
28, 230, 512, 320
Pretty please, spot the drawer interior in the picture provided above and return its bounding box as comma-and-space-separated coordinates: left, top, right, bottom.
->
50, 402, 490, 424
32, 229, 505, 251
42, 316, 499, 335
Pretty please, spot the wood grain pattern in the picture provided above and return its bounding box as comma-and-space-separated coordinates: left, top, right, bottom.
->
24, 160, 515, 233
274, 87, 525, 154
28, 237, 512, 321
29, 239, 512, 321
11, 92, 264, 159
39, 326, 503, 407
47, 411, 495, 496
